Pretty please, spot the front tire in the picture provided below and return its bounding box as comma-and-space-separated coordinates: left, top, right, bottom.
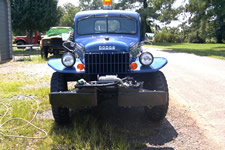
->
41, 47, 48, 59
53, 50, 59, 57
144, 71, 169, 122
17, 41, 25, 49
51, 72, 71, 124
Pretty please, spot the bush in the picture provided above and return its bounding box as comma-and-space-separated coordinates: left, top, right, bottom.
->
189, 31, 205, 43
154, 28, 183, 43
205, 38, 217, 43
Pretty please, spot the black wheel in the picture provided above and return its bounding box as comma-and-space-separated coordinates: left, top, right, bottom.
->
41, 47, 48, 59
51, 72, 71, 124
17, 41, 25, 49
143, 71, 169, 122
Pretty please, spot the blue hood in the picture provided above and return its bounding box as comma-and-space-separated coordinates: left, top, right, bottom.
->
75, 35, 139, 53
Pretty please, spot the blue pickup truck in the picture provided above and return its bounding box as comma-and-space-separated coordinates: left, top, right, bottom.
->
48, 10, 169, 124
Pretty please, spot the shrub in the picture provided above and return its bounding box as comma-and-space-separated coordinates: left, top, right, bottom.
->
154, 29, 183, 43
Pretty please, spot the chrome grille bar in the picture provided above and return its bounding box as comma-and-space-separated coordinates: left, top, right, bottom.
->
85, 53, 129, 74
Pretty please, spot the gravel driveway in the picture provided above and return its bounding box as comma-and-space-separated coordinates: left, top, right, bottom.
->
144, 47, 225, 149
0, 55, 223, 149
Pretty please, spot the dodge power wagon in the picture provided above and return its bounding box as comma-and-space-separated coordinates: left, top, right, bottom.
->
48, 10, 169, 124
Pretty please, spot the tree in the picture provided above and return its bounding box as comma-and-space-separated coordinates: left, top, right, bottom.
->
79, 0, 103, 10
114, 0, 181, 38
59, 3, 80, 27
11, 0, 60, 43
186, 0, 225, 43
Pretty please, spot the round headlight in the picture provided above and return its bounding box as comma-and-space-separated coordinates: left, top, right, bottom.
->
139, 52, 154, 66
61, 52, 75, 67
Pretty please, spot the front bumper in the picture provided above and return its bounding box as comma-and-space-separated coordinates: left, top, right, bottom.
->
49, 87, 168, 109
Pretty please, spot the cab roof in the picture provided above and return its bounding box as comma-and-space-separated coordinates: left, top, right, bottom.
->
75, 10, 140, 21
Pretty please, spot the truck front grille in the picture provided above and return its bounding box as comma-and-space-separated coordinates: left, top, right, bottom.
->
85, 53, 130, 74
51, 38, 62, 46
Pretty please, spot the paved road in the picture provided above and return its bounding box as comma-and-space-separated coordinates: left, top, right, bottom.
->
144, 47, 225, 149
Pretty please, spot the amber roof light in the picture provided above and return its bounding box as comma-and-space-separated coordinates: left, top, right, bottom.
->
103, 0, 112, 6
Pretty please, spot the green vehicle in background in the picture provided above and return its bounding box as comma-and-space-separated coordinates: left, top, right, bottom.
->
40, 27, 74, 59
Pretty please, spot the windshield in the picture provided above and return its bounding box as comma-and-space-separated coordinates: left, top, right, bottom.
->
78, 16, 137, 35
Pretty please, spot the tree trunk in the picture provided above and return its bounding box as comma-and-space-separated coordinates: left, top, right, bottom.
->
28, 30, 33, 44
216, 33, 223, 43
141, 0, 148, 40
215, 17, 224, 43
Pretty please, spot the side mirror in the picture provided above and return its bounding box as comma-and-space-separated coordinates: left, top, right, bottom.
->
144, 33, 154, 45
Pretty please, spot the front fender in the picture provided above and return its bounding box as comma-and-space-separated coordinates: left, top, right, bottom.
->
48, 57, 167, 74
130, 57, 168, 73
48, 58, 85, 74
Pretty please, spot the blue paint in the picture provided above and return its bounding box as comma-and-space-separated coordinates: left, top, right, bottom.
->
48, 58, 85, 74
71, 10, 142, 61
75, 35, 139, 53
130, 57, 168, 73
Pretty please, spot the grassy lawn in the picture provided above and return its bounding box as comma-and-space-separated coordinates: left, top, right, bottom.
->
146, 43, 225, 60
13, 48, 41, 56
0, 60, 145, 149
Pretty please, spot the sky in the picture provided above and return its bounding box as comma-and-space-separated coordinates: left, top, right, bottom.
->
58, 0, 79, 6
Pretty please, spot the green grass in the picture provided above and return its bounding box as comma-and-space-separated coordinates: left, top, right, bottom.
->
13, 48, 41, 56
146, 43, 225, 60
25, 56, 47, 64
0, 66, 140, 149
13, 47, 47, 63
14, 55, 47, 64
0, 72, 52, 149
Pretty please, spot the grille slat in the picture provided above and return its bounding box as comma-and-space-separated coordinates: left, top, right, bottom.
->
85, 53, 129, 74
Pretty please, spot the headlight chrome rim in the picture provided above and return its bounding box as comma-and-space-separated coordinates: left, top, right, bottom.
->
61, 52, 76, 68
139, 52, 154, 66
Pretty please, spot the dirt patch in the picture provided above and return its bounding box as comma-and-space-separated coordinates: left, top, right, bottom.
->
162, 97, 218, 150
0, 61, 53, 78
37, 110, 53, 120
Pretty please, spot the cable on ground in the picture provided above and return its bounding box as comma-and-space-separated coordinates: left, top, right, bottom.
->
0, 95, 48, 139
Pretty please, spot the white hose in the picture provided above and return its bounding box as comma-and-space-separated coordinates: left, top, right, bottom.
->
0, 95, 48, 139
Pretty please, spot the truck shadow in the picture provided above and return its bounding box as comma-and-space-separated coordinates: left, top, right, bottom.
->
50, 101, 177, 149
91, 104, 178, 146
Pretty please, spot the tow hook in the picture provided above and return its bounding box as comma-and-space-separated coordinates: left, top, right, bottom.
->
98, 75, 129, 88
76, 76, 130, 88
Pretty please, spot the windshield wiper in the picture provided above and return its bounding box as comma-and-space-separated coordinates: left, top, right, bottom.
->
120, 14, 135, 20
78, 14, 95, 21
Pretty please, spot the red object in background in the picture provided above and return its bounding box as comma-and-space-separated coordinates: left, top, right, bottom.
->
14, 32, 42, 45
